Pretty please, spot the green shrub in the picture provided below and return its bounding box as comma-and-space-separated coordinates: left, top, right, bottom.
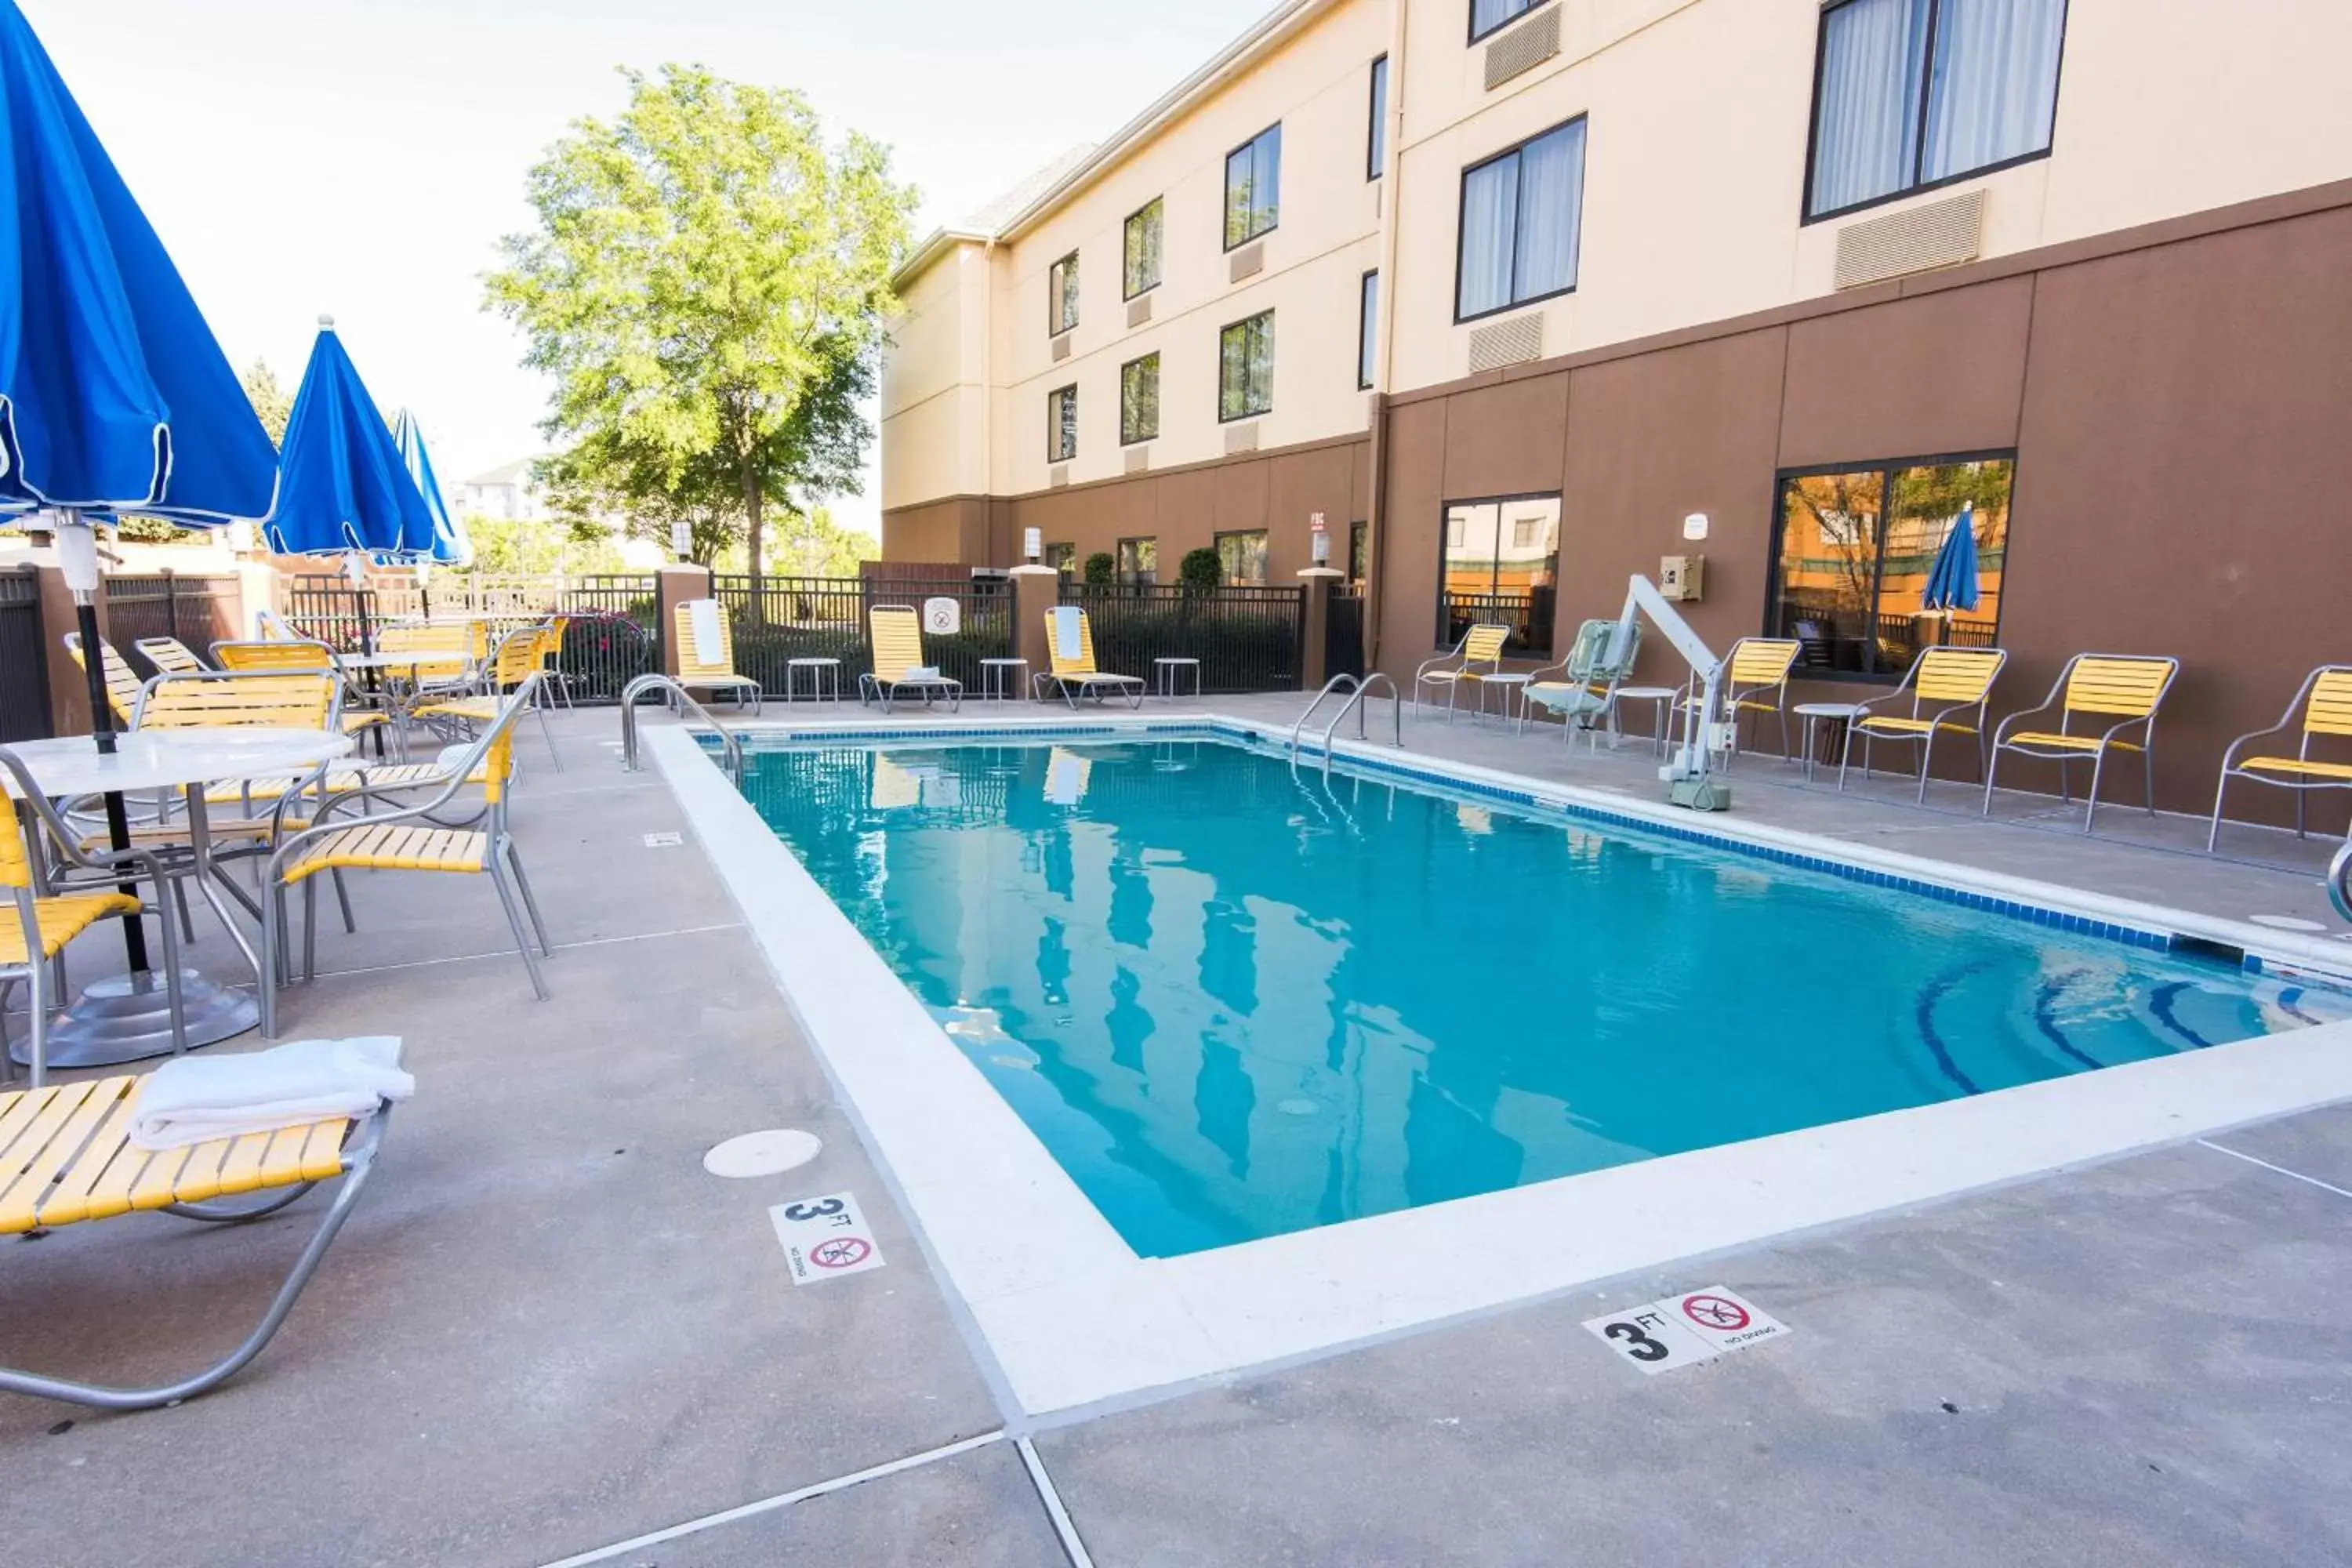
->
1178, 548, 1223, 595
1083, 551, 1117, 586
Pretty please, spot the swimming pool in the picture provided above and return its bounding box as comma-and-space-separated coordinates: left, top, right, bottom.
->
739, 736, 2343, 1259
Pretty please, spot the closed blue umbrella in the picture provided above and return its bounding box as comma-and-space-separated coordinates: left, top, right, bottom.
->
393, 408, 470, 566
1920, 502, 1981, 613
268, 319, 438, 561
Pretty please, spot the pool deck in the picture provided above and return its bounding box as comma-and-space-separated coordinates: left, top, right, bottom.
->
4, 701, 2349, 1566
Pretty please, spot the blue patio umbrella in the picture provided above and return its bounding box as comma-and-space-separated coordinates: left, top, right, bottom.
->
1920, 502, 1982, 613
268, 319, 438, 562
393, 407, 471, 567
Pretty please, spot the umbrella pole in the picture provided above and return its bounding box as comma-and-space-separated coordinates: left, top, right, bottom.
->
63, 514, 151, 973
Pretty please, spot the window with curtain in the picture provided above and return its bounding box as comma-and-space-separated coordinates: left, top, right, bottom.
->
1120, 354, 1160, 446
1806, 0, 2068, 221
1347, 521, 1368, 584
1117, 537, 1159, 586
1767, 455, 2016, 677
1216, 531, 1270, 585
1469, 0, 1548, 44
1047, 384, 1078, 463
1455, 118, 1587, 322
1223, 124, 1282, 249
1123, 200, 1163, 298
1358, 271, 1379, 390
1367, 56, 1389, 180
1218, 311, 1275, 422
1046, 543, 1076, 578
1048, 252, 1080, 336
1439, 495, 1562, 654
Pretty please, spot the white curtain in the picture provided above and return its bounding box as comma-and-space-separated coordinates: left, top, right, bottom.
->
1472, 0, 1534, 37
1922, 0, 2067, 181
1810, 0, 1932, 215
1514, 121, 1586, 301
1457, 157, 1519, 318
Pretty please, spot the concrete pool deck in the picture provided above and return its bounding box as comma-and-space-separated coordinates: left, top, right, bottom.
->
4, 703, 2348, 1565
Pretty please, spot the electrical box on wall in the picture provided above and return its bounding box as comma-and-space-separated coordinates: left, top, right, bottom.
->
1659, 554, 1705, 602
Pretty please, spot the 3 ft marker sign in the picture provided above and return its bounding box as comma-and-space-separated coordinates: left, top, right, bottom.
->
1582, 1286, 1788, 1376
770, 1191, 887, 1285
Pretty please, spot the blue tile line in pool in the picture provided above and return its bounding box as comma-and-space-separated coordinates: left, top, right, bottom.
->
703, 720, 2195, 956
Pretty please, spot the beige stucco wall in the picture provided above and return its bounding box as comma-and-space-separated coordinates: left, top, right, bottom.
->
880, 239, 993, 510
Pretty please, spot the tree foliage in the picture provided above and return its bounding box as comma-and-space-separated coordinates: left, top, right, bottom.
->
1178, 546, 1223, 595
485, 65, 915, 598
241, 360, 292, 448
1083, 552, 1117, 587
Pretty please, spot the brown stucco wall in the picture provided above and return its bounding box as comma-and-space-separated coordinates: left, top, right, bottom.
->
1368, 180, 2352, 822
880, 496, 996, 568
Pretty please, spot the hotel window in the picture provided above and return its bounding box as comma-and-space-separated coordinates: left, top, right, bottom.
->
1439, 495, 1561, 655
1223, 124, 1282, 250
1048, 251, 1080, 336
1367, 56, 1389, 180
1455, 117, 1587, 322
1123, 198, 1163, 298
1469, 0, 1549, 44
1805, 0, 2068, 222
1347, 521, 1368, 584
1117, 536, 1159, 586
1046, 543, 1076, 578
1766, 454, 2016, 677
1357, 271, 1379, 390
1120, 353, 1160, 446
1047, 384, 1077, 463
1218, 310, 1275, 423
1216, 530, 1270, 586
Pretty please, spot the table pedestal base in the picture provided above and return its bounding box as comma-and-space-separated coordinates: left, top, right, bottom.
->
20, 970, 258, 1069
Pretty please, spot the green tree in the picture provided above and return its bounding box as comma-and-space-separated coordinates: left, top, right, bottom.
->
1178, 546, 1223, 595
486, 65, 915, 604
1083, 552, 1116, 587
241, 360, 292, 448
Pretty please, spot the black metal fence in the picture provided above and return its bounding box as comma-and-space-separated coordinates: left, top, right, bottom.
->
1058, 583, 1305, 694
1327, 586, 1367, 683
284, 576, 379, 653
554, 575, 661, 702
713, 575, 1014, 695
1440, 590, 1555, 656
106, 574, 241, 676
0, 566, 51, 742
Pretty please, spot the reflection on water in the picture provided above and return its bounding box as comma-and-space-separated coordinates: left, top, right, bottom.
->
742, 741, 2336, 1258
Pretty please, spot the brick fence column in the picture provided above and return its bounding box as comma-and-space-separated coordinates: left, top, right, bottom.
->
1296, 567, 1344, 692
1009, 565, 1060, 701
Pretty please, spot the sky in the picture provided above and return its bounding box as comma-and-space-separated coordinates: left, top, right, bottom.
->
20, 0, 1279, 541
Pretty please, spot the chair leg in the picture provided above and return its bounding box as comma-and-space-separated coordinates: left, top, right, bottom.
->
503, 840, 553, 957
2144, 747, 2157, 818
302, 876, 320, 983
535, 703, 563, 771
487, 861, 550, 1001
2208, 775, 2230, 853
1915, 731, 1937, 804
146, 892, 191, 1058
24, 956, 47, 1090
332, 869, 358, 935
172, 878, 197, 945
1982, 750, 2002, 818
2085, 750, 2108, 834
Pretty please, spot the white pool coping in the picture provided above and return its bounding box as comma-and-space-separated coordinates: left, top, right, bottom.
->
649, 719, 2352, 1418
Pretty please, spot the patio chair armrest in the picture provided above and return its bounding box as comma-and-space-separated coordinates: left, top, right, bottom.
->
2216, 719, 2293, 771
1413, 653, 1457, 683
1525, 658, 1570, 684
1991, 698, 2060, 746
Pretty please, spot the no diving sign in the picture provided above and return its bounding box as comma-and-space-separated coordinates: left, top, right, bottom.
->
770, 1191, 887, 1285
1582, 1286, 1788, 1376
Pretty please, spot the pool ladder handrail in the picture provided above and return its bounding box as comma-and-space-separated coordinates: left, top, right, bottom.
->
620, 673, 745, 783
2331, 838, 2352, 925
1289, 673, 1403, 775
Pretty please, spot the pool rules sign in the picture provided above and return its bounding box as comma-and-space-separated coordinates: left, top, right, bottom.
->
770, 1191, 887, 1285
1582, 1287, 1788, 1375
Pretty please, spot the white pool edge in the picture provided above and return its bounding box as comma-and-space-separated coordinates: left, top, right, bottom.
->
649, 720, 2352, 1417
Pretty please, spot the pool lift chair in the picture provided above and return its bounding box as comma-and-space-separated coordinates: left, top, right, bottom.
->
1613, 574, 1731, 813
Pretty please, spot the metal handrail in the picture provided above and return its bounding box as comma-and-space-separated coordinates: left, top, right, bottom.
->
2331, 838, 2352, 925
1289, 673, 1368, 755
620, 674, 744, 783
1318, 673, 1401, 775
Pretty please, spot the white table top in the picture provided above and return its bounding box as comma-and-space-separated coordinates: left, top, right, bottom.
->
1, 728, 356, 797
1794, 702, 1872, 718
786, 656, 841, 666
980, 657, 1029, 666
1153, 657, 1202, 666
337, 651, 466, 671
1614, 685, 1681, 699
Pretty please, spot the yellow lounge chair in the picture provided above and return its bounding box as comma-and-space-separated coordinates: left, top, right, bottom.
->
1679, 637, 1802, 762
673, 599, 763, 713
1415, 624, 1511, 723
1840, 647, 2009, 801
132, 635, 209, 675
860, 604, 964, 713
1038, 608, 1144, 710
1985, 653, 2180, 831
60, 630, 144, 727
260, 679, 550, 1035
2208, 665, 2352, 850
212, 637, 397, 757
0, 748, 189, 1088
0, 1064, 394, 1410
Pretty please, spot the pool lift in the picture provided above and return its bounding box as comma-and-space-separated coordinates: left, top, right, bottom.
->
1613, 573, 1733, 812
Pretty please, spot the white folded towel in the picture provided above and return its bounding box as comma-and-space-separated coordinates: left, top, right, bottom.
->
688, 598, 724, 662
129, 1036, 414, 1151
1051, 606, 1083, 661
907, 666, 942, 682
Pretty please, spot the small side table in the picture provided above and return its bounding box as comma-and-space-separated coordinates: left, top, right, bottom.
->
1479, 672, 1532, 730
785, 657, 842, 703
1153, 657, 1203, 699
1613, 686, 1681, 757
1795, 702, 1870, 784
980, 658, 1029, 702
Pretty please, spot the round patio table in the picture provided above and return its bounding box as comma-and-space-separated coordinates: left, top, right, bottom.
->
2, 727, 355, 1066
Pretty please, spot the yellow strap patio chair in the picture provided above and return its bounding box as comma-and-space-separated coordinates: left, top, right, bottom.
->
1679, 637, 1803, 763
1414, 623, 1512, 724
60, 631, 144, 727
673, 599, 763, 713
859, 605, 964, 713
132, 636, 209, 675
1840, 647, 2009, 801
1037, 608, 1145, 710
1984, 653, 2180, 831
260, 677, 550, 1036
0, 1067, 394, 1410
411, 625, 561, 768
0, 747, 190, 1089
212, 637, 397, 757
533, 615, 576, 710
2207, 665, 2352, 851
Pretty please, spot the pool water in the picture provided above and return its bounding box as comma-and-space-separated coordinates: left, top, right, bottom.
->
740, 739, 2343, 1258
